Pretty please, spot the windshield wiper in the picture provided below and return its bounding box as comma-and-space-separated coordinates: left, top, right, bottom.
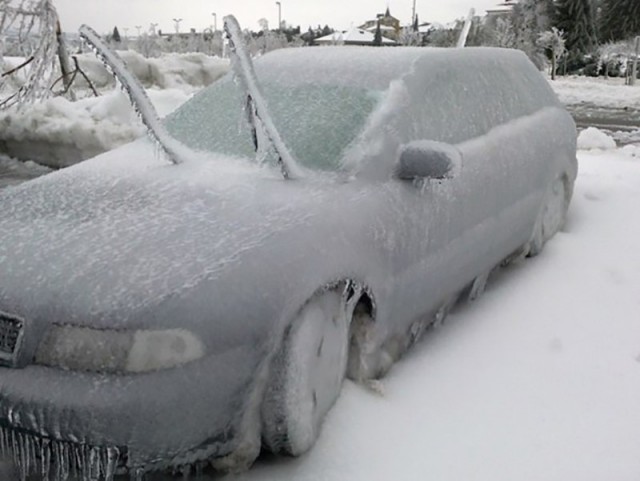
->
79, 24, 189, 165
224, 15, 302, 180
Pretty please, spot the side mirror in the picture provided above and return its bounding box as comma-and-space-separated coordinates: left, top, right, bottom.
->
395, 140, 461, 181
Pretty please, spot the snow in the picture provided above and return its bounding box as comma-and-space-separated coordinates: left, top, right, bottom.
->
0, 51, 228, 167
0, 153, 50, 187
577, 126, 618, 150
551, 75, 640, 109
0, 89, 190, 167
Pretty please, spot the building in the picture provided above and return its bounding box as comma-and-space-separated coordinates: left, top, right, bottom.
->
314, 27, 396, 46
359, 7, 401, 40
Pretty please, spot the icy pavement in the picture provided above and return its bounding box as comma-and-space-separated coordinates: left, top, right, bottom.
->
567, 103, 640, 145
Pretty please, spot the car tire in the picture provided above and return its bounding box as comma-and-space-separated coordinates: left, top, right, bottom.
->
528, 176, 567, 256
261, 288, 352, 456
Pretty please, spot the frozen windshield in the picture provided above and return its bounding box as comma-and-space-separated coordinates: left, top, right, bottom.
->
165, 76, 381, 171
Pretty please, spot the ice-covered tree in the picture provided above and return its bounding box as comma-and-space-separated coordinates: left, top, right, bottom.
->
0, 0, 69, 109
599, 0, 640, 42
512, 0, 548, 67
535, 0, 556, 31
554, 0, 598, 60
537, 27, 566, 79
491, 17, 517, 48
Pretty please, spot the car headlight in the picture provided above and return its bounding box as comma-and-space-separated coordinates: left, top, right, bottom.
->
35, 325, 205, 374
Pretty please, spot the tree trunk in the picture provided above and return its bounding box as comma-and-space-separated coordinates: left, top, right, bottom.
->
630, 36, 639, 87
551, 53, 557, 80
56, 19, 75, 100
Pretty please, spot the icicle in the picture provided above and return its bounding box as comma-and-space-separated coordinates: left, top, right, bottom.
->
59, 442, 70, 481
78, 24, 192, 167
104, 446, 119, 481
40, 439, 52, 481
88, 446, 101, 481
130, 466, 145, 481
0, 424, 126, 481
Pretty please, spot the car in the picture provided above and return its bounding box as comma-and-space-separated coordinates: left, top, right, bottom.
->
0, 16, 577, 481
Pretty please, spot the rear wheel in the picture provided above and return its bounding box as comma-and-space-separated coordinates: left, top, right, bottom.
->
262, 288, 354, 456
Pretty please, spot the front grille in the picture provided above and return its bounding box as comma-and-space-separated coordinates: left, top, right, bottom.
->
0, 312, 23, 365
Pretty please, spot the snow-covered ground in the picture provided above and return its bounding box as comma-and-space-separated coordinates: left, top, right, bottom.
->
551, 74, 640, 109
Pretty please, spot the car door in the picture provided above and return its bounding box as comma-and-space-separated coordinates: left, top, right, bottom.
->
358, 50, 551, 342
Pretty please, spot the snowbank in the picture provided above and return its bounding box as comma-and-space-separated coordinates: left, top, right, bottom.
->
0, 53, 229, 167
1, 52, 229, 92
550, 75, 640, 109
577, 127, 617, 151
74, 51, 230, 91
0, 88, 191, 168
0, 153, 50, 188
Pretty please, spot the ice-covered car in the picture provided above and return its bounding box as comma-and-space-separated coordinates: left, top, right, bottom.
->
0, 17, 577, 480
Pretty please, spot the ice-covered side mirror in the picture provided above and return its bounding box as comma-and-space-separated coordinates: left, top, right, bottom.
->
395, 140, 461, 181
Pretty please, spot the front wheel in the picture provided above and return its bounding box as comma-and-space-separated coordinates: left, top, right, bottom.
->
261, 288, 353, 456
529, 176, 567, 256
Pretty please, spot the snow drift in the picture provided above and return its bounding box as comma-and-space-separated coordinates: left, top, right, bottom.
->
0, 52, 229, 167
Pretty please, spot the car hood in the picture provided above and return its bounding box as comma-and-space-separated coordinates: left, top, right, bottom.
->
0, 139, 340, 328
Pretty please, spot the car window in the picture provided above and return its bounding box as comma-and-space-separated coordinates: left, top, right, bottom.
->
165, 76, 381, 171
403, 50, 560, 145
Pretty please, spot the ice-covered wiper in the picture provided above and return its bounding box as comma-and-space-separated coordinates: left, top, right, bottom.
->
79, 24, 187, 165
224, 15, 302, 180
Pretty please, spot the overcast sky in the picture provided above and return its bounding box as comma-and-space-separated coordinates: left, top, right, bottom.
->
54, 0, 502, 35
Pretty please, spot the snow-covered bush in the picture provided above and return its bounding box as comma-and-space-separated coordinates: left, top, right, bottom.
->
577, 127, 617, 150
538, 28, 566, 80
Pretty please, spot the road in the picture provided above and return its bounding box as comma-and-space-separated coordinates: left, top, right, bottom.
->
566, 104, 640, 145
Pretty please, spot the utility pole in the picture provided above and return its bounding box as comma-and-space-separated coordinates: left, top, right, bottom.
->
135, 25, 142, 37
276, 1, 282, 32
212, 12, 217, 32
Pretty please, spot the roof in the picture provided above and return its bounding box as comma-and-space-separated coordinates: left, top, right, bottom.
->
364, 24, 396, 32
315, 27, 396, 45
253, 46, 529, 92
254, 46, 425, 90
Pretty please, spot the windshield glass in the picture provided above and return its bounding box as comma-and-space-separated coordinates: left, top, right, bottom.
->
165, 76, 381, 171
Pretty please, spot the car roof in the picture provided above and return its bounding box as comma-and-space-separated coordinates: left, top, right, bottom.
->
253, 46, 530, 91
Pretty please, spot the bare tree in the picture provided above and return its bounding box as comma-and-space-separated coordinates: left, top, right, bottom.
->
0, 0, 70, 109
